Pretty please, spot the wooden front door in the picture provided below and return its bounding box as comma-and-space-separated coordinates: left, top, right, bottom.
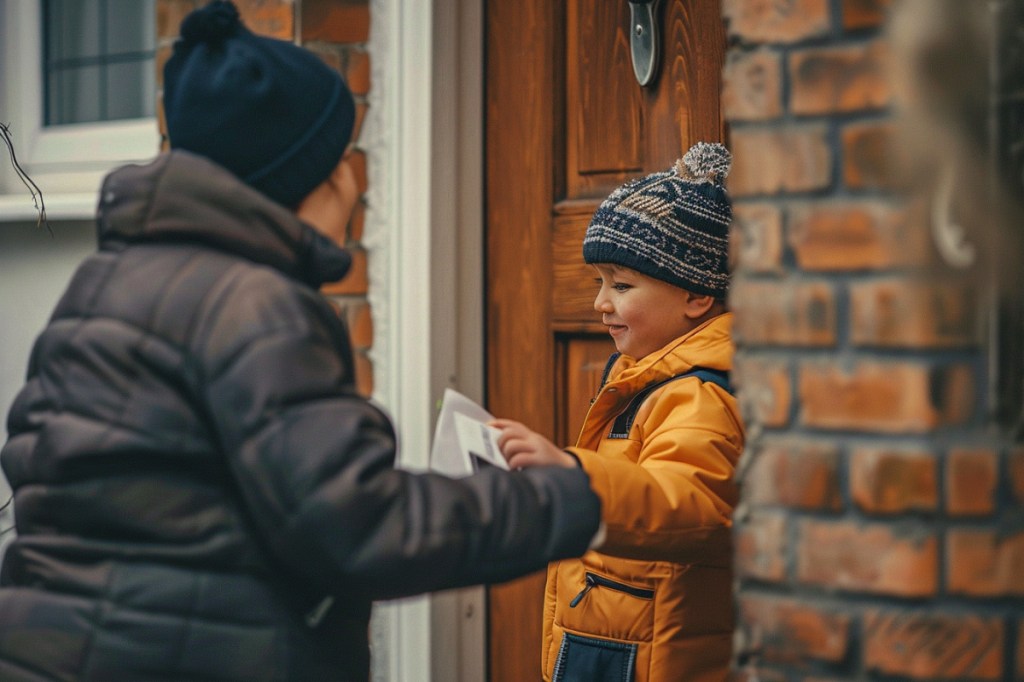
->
484, 1, 726, 679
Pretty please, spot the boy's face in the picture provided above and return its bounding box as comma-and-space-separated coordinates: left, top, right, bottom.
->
591, 263, 703, 360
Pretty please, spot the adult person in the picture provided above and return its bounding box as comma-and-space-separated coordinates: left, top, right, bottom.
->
0, 3, 600, 680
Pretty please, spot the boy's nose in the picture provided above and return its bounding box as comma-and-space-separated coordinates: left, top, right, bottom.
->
593, 293, 612, 313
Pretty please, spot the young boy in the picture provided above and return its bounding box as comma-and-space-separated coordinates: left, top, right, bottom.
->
494, 142, 744, 682
0, 3, 600, 681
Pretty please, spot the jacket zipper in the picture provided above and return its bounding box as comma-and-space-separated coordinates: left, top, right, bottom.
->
569, 572, 654, 608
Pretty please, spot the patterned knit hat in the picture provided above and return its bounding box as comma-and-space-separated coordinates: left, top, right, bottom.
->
163, 1, 355, 208
582, 141, 733, 298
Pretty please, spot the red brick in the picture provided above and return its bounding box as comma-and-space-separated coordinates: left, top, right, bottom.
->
946, 448, 998, 516
863, 610, 1003, 680
348, 149, 368, 194
850, 279, 981, 348
322, 247, 368, 296
850, 447, 937, 514
351, 103, 368, 145
344, 300, 374, 350
1011, 447, 1024, 504
728, 127, 832, 197
722, 0, 831, 44
731, 203, 783, 273
302, 0, 370, 44
798, 361, 974, 433
790, 41, 892, 115
842, 121, 899, 190
235, 0, 294, 40
843, 0, 892, 30
158, 0, 202, 39
735, 512, 788, 582
344, 48, 371, 96
788, 201, 930, 271
743, 440, 842, 510
723, 49, 783, 121
348, 200, 366, 242
732, 357, 792, 428
731, 280, 837, 347
947, 529, 1024, 597
797, 520, 938, 596
736, 594, 851, 664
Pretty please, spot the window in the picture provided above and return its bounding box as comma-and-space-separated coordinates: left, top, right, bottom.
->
43, 0, 156, 126
0, 1, 160, 218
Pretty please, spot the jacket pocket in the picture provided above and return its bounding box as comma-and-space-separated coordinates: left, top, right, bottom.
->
569, 572, 655, 608
552, 632, 638, 682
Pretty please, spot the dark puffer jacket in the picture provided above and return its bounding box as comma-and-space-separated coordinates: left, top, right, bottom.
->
0, 151, 600, 681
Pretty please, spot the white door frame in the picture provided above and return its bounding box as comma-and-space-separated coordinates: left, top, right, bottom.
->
364, 0, 486, 679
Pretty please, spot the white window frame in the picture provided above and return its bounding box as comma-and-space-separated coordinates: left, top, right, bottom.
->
0, 0, 160, 221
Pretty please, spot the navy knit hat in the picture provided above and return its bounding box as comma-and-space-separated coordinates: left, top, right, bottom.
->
583, 142, 733, 299
163, 1, 355, 208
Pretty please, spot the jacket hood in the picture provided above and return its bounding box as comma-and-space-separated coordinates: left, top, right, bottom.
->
95, 151, 352, 287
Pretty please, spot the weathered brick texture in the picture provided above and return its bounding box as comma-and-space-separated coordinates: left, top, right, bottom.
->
849, 279, 980, 348
736, 594, 852, 664
722, 0, 831, 44
743, 439, 842, 510
946, 448, 998, 516
727, 0, 1021, 678
843, 0, 892, 30
734, 512, 787, 582
730, 204, 783, 273
797, 361, 974, 433
722, 50, 783, 122
787, 202, 929, 271
789, 42, 891, 116
729, 127, 831, 196
731, 280, 837, 347
850, 447, 937, 514
302, 0, 371, 43
732, 357, 792, 428
863, 611, 1004, 680
946, 528, 1024, 597
796, 520, 938, 597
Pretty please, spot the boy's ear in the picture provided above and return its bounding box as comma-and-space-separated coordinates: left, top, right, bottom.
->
683, 291, 716, 319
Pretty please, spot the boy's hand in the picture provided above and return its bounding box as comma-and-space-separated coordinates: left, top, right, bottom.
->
489, 419, 579, 470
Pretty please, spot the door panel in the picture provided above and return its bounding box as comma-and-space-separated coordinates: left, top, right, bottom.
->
558, 336, 618, 445
552, 210, 599, 324
486, 2, 725, 680
567, 0, 644, 187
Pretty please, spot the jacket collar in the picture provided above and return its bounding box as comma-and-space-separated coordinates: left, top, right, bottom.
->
606, 312, 735, 392
95, 151, 352, 288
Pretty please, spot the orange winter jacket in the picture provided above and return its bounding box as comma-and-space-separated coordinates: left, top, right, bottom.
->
543, 313, 744, 682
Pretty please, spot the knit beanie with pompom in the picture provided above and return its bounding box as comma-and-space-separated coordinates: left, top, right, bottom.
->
582, 141, 734, 299
163, 0, 355, 208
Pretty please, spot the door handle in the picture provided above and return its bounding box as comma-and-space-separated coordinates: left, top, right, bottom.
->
628, 0, 663, 86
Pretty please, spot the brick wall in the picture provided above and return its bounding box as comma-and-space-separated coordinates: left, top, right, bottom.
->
156, 0, 375, 396
724, 0, 1024, 679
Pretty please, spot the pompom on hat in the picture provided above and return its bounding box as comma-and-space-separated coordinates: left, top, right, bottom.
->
582, 141, 734, 299
163, 0, 355, 208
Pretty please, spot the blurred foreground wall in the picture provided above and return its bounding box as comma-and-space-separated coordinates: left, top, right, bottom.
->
725, 0, 1024, 679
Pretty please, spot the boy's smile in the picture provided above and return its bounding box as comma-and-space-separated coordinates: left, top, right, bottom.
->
592, 263, 705, 360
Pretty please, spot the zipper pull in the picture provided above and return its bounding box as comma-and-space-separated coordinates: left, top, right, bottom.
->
569, 574, 597, 608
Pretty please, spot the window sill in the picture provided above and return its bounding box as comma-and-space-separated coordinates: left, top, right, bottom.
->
0, 192, 97, 223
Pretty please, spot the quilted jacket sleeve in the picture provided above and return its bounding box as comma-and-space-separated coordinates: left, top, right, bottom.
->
196, 269, 600, 601
567, 377, 742, 566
